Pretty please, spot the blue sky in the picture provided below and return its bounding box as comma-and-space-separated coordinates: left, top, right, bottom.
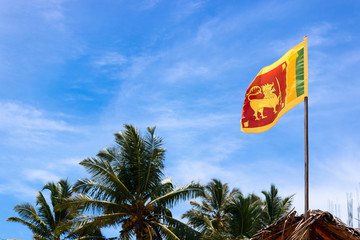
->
1, 0, 360, 238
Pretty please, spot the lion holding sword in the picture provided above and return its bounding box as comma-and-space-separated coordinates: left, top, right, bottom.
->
246, 77, 283, 121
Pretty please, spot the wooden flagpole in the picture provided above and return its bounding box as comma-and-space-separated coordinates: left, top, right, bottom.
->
304, 96, 309, 219
304, 36, 309, 220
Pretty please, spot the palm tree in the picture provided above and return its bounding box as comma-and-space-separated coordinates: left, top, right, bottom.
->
6, 179, 104, 240
182, 179, 239, 238
225, 193, 264, 239
261, 184, 293, 225
60, 125, 202, 240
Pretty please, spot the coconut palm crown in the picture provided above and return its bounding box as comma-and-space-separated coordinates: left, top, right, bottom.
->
6, 179, 103, 240
225, 193, 264, 239
61, 125, 202, 240
182, 179, 239, 237
261, 184, 294, 225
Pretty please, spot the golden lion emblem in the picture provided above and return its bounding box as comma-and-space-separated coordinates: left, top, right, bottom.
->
247, 77, 283, 120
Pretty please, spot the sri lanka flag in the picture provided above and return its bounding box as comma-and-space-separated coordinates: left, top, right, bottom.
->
241, 38, 308, 133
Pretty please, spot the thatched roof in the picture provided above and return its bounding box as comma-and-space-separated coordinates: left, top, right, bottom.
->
251, 209, 360, 240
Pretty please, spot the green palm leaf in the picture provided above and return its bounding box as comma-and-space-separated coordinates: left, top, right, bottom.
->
261, 184, 294, 225
150, 182, 202, 207
36, 191, 56, 231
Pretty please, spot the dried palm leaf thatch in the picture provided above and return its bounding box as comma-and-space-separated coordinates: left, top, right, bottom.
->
251, 209, 360, 240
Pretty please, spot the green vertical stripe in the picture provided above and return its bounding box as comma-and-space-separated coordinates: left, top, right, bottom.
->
295, 48, 304, 97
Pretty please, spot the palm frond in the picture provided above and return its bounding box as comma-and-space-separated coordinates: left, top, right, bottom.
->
189, 200, 213, 213
36, 191, 56, 231
150, 182, 202, 207
225, 193, 264, 238
227, 188, 241, 201
69, 212, 127, 234
181, 209, 211, 233
73, 178, 124, 202
6, 216, 52, 238
97, 146, 120, 162
12, 203, 51, 233
155, 222, 180, 240
65, 221, 110, 240
141, 143, 165, 198
56, 193, 119, 213
162, 215, 202, 240
58, 179, 73, 205
261, 184, 294, 225
78, 157, 131, 198
77, 212, 128, 222
200, 200, 214, 213
33, 234, 48, 240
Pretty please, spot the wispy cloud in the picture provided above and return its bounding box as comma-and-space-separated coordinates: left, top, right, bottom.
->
0, 156, 84, 200
23, 169, 61, 183
316, 141, 360, 186
0, 180, 38, 199
264, 22, 333, 60
168, 159, 237, 184
308, 22, 334, 47
0, 101, 74, 131
162, 61, 210, 83
172, 0, 206, 21
45, 157, 84, 172
137, 0, 162, 10
0, 101, 76, 145
155, 112, 237, 130
94, 51, 159, 80
194, 15, 240, 45
120, 55, 160, 79
33, 0, 68, 29
94, 52, 128, 67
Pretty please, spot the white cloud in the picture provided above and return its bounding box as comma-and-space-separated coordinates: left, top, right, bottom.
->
195, 17, 231, 44
34, 0, 67, 19
308, 22, 333, 47
120, 55, 159, 79
138, 0, 162, 10
61, 157, 83, 166
42, 9, 64, 21
168, 159, 237, 184
94, 52, 128, 67
0, 101, 73, 131
168, 133, 360, 223
45, 157, 84, 172
165, 130, 245, 186
23, 169, 61, 183
163, 61, 210, 83
156, 112, 236, 130
0, 180, 38, 199
0, 101, 76, 145
258, 22, 333, 63
295, 140, 360, 222
95, 52, 159, 81
172, 0, 206, 21
316, 142, 360, 187
1, 157, 84, 200
7, 0, 69, 31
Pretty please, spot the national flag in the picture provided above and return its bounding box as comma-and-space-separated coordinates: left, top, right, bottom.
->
241, 38, 308, 133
